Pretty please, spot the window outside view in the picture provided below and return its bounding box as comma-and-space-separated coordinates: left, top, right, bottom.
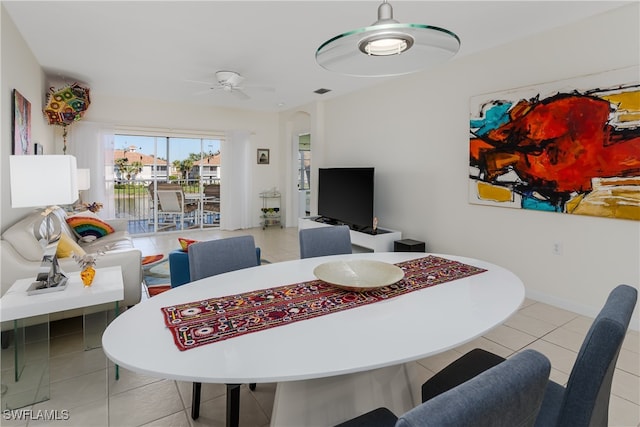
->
112, 134, 222, 233
298, 133, 311, 216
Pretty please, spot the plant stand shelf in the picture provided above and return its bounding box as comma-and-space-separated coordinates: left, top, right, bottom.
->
260, 191, 283, 229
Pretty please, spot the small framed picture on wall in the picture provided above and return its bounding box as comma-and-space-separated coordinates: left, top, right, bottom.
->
257, 148, 270, 165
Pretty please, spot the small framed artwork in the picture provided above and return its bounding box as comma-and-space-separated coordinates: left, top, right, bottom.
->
257, 148, 270, 165
34, 143, 43, 155
12, 89, 31, 155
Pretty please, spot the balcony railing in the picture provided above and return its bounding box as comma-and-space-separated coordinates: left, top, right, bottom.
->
111, 178, 221, 234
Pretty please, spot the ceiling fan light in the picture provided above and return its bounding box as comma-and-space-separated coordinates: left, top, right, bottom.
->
216, 70, 244, 87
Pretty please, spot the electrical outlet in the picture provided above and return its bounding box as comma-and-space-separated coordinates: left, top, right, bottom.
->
552, 241, 563, 256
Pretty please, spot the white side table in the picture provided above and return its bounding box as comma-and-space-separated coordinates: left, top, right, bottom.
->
0, 266, 123, 410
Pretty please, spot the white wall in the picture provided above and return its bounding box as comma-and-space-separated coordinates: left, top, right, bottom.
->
0, 5, 52, 229
317, 4, 640, 322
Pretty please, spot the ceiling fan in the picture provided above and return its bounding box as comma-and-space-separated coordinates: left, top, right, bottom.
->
188, 71, 271, 100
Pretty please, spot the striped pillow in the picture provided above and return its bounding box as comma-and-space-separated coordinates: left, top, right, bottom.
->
66, 211, 115, 240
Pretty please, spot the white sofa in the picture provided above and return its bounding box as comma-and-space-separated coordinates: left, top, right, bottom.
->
1, 207, 143, 316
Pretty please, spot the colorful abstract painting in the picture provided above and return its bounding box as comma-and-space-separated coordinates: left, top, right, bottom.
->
12, 89, 31, 155
469, 67, 640, 221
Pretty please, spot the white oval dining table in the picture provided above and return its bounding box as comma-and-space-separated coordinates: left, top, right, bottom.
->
102, 252, 524, 426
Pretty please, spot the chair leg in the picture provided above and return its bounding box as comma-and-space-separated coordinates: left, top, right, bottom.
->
226, 384, 241, 427
190, 381, 246, 424
1, 330, 10, 349
191, 382, 201, 420
249, 382, 256, 391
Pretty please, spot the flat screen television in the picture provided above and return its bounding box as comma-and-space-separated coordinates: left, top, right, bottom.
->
317, 167, 375, 232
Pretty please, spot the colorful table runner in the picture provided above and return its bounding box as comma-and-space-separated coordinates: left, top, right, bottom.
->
160, 256, 486, 351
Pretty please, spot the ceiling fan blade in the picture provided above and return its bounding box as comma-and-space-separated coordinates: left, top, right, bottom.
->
185, 79, 216, 86
245, 85, 276, 92
193, 88, 216, 96
232, 89, 250, 100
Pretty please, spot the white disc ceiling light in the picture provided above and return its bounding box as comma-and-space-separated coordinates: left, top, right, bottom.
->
316, 1, 460, 77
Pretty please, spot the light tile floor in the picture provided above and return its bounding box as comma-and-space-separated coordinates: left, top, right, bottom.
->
1, 226, 638, 426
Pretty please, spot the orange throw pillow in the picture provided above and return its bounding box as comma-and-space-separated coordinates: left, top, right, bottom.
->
178, 237, 199, 252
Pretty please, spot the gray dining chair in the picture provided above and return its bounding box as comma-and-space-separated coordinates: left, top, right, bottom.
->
188, 235, 259, 280
420, 284, 638, 427
335, 349, 551, 427
299, 225, 352, 259
187, 235, 261, 424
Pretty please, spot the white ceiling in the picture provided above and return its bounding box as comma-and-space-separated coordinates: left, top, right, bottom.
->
3, 1, 630, 112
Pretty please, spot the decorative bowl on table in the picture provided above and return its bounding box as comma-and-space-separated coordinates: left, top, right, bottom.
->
313, 259, 405, 292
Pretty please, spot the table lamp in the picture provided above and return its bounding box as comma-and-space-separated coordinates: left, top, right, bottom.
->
9, 155, 78, 294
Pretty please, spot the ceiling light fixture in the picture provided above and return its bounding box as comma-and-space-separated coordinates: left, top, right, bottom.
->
316, 1, 460, 77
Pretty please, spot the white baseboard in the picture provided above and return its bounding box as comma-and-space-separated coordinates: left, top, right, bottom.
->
525, 289, 639, 332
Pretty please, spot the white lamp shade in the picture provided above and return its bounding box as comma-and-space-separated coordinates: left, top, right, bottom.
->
10, 155, 78, 208
77, 168, 91, 191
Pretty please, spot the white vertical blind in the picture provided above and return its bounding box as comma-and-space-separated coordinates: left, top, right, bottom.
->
221, 130, 252, 230
68, 121, 115, 218
102, 129, 116, 218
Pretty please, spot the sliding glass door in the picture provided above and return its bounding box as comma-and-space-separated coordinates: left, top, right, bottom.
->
112, 134, 222, 234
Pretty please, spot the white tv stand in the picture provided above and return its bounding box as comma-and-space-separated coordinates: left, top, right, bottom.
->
298, 217, 401, 253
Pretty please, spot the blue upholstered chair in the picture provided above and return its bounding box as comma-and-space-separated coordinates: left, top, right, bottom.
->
421, 347, 505, 402
535, 284, 637, 427
336, 349, 551, 427
185, 235, 261, 422
168, 249, 190, 288
420, 284, 638, 427
299, 225, 352, 259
